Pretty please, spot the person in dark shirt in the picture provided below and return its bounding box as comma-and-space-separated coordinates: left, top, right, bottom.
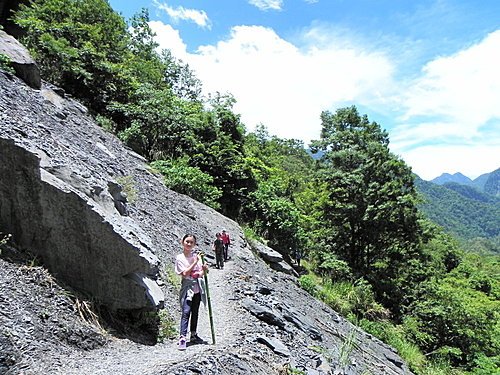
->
212, 232, 225, 269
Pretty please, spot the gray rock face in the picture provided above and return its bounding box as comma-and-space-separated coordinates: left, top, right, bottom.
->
248, 238, 297, 275
0, 72, 166, 311
0, 30, 41, 89
0, 122, 162, 311
281, 302, 322, 340
256, 335, 291, 357
242, 297, 286, 328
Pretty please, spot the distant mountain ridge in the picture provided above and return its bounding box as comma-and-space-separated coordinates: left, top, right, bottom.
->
483, 168, 500, 196
472, 172, 491, 191
431, 168, 499, 197
431, 172, 472, 186
441, 182, 498, 204
415, 169, 500, 243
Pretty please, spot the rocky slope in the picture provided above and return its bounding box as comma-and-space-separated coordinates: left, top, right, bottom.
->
0, 69, 412, 374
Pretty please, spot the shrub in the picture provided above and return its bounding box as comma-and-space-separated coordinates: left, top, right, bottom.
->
150, 159, 222, 209
359, 319, 426, 371
471, 354, 500, 374
298, 274, 319, 297
157, 309, 177, 342
317, 253, 352, 281
0, 53, 15, 74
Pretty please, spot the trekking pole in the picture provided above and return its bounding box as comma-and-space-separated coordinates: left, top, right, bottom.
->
200, 252, 216, 344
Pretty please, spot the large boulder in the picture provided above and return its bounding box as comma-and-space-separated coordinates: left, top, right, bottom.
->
248, 238, 297, 275
0, 74, 163, 311
0, 29, 40, 89
0, 137, 164, 311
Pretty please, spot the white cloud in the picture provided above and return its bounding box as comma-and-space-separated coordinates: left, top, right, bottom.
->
400, 30, 500, 136
390, 120, 469, 149
150, 19, 499, 178
390, 30, 500, 178
396, 144, 499, 180
248, 0, 283, 11
184, 25, 393, 143
148, 21, 188, 61
153, 1, 211, 29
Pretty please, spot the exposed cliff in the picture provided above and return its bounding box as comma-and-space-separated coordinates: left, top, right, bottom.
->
0, 66, 412, 374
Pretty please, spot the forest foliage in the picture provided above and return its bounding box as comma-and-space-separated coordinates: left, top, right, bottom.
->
415, 176, 499, 251
8, 1, 500, 374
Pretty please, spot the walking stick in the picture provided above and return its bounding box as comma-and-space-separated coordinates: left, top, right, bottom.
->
200, 252, 216, 344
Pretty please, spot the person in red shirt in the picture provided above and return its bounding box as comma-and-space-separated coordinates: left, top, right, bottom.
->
220, 230, 231, 261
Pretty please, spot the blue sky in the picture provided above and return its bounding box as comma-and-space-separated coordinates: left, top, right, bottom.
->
109, 0, 500, 180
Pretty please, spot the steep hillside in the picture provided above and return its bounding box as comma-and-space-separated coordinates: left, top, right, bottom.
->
483, 168, 500, 197
0, 71, 411, 374
415, 176, 500, 241
441, 182, 498, 204
472, 171, 491, 191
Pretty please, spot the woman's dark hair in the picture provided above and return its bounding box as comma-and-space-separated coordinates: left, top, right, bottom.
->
182, 234, 197, 243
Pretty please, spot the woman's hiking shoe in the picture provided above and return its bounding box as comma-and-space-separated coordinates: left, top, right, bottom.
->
178, 337, 187, 350
190, 334, 204, 344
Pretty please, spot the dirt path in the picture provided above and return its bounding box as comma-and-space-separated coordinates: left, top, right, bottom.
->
51, 256, 243, 375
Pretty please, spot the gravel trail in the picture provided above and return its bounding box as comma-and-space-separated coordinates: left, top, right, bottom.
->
49, 255, 244, 375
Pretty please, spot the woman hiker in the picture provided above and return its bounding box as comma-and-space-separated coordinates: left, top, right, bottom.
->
174, 234, 208, 350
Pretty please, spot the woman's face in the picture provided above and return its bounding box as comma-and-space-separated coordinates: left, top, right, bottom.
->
182, 236, 196, 252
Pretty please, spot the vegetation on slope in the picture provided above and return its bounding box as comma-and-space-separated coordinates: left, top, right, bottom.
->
8, 1, 499, 373
415, 176, 499, 252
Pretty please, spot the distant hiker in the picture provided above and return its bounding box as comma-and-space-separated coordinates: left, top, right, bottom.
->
212, 232, 225, 269
221, 229, 231, 261
175, 234, 208, 350
294, 249, 302, 267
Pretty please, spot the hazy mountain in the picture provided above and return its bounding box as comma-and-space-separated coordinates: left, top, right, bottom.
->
430, 168, 499, 198
431, 172, 473, 186
472, 171, 491, 191
483, 168, 500, 197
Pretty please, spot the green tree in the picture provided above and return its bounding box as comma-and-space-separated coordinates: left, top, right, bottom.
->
112, 83, 204, 160
126, 9, 202, 102
310, 106, 423, 309
189, 93, 256, 219
247, 179, 305, 252
15, 0, 133, 115
408, 252, 499, 369
243, 125, 315, 254
161, 50, 203, 102
150, 159, 222, 209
